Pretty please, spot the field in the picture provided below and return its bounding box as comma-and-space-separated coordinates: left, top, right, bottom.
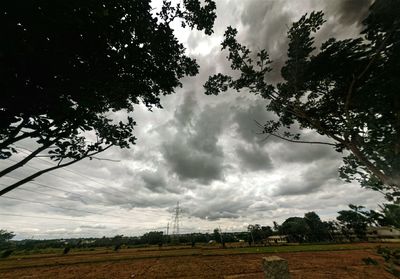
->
1, 243, 399, 278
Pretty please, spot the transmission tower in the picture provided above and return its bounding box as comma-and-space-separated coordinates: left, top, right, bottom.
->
171, 201, 182, 243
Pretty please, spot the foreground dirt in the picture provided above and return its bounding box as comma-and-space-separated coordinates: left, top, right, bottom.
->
0, 245, 398, 278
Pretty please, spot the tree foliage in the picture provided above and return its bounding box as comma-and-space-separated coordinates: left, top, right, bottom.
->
247, 224, 273, 244
142, 231, 164, 245
204, 0, 400, 198
336, 204, 372, 240
0, 0, 216, 195
278, 212, 331, 243
280, 217, 309, 243
0, 229, 15, 243
0, 229, 15, 251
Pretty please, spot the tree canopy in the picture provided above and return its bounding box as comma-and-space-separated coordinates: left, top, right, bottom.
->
204, 0, 400, 199
336, 204, 372, 240
277, 212, 330, 243
0, 0, 216, 195
0, 229, 15, 251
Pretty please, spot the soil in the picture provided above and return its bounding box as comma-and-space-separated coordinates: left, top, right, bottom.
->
0, 245, 398, 278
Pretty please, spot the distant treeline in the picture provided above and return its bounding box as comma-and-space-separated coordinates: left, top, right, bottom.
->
2, 204, 399, 253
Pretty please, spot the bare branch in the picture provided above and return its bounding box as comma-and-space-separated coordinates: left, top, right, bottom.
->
267, 133, 337, 146
254, 119, 337, 146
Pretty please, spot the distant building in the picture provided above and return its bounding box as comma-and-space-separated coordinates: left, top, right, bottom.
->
367, 226, 400, 242
266, 235, 288, 245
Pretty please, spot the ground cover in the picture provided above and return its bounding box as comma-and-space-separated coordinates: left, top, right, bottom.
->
1, 243, 399, 278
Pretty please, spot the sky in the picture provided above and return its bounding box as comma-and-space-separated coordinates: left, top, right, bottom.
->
0, 0, 385, 240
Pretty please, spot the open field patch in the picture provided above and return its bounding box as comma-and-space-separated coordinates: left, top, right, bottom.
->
1, 243, 399, 278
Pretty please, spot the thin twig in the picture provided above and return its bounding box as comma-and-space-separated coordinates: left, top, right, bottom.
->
268, 133, 336, 146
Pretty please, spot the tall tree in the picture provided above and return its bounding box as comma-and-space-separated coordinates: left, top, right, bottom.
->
280, 217, 309, 243
337, 204, 371, 240
204, 0, 400, 199
0, 0, 216, 195
247, 224, 267, 243
304, 211, 329, 242
0, 229, 15, 250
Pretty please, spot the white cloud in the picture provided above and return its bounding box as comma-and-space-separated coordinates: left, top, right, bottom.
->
0, 0, 383, 240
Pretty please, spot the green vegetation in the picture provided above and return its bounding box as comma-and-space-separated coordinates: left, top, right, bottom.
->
0, 229, 15, 258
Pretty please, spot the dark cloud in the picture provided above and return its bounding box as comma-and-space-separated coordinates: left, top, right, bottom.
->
163, 142, 224, 183
140, 170, 167, 193
331, 0, 373, 26
104, 180, 180, 208
174, 91, 197, 127
0, 0, 385, 240
162, 97, 229, 184
189, 189, 253, 220
273, 160, 340, 196
232, 99, 274, 143
240, 0, 292, 82
236, 144, 273, 171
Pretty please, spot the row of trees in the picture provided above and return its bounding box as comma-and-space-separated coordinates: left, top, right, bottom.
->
1, 203, 399, 255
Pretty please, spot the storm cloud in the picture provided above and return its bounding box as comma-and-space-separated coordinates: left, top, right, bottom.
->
0, 0, 385, 239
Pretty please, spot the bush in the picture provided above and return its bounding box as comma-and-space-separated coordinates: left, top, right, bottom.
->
63, 247, 70, 255
1, 250, 13, 258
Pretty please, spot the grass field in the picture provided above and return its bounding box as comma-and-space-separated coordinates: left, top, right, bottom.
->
1, 242, 399, 278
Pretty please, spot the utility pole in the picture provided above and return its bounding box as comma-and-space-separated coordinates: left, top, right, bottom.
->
172, 201, 181, 244
166, 222, 170, 244
166, 222, 170, 236
219, 226, 225, 248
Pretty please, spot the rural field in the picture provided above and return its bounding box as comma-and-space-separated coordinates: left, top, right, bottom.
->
1, 243, 399, 278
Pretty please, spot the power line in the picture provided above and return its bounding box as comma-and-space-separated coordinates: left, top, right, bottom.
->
13, 146, 122, 190
2, 176, 96, 203
0, 195, 121, 217
3, 149, 152, 219
24, 181, 90, 201
3, 173, 134, 209
9, 187, 70, 202
0, 213, 128, 225
1, 179, 171, 218
2, 150, 173, 219
0, 195, 171, 221
4, 160, 133, 202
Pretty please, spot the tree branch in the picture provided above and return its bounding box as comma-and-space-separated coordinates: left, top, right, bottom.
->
344, 26, 396, 121
0, 139, 58, 178
265, 133, 336, 146
0, 130, 38, 152
347, 142, 396, 188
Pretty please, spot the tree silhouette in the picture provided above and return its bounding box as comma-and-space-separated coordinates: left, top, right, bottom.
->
0, 0, 216, 195
204, 0, 400, 199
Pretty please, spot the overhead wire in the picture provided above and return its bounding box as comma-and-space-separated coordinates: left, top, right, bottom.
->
0, 178, 171, 218
1, 195, 129, 218
1, 147, 174, 224
4, 152, 137, 201
0, 213, 131, 225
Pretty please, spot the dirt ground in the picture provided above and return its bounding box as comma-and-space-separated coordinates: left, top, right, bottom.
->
0, 245, 398, 278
